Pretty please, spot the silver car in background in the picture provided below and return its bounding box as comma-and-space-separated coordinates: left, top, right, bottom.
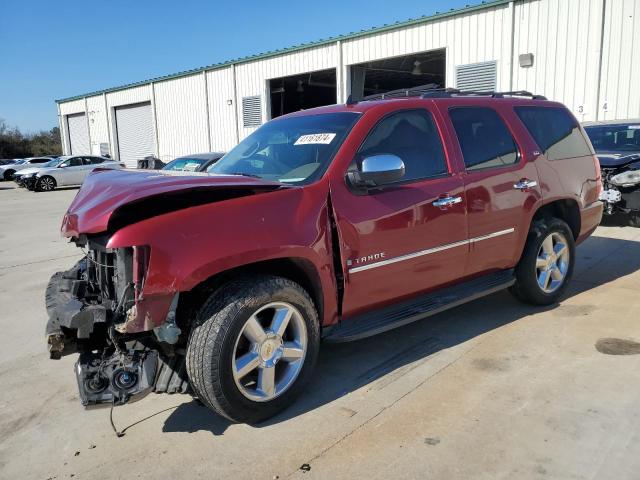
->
30, 155, 124, 191
0, 157, 54, 180
13, 158, 65, 189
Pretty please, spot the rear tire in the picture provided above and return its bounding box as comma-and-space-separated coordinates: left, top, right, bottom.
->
3, 170, 15, 181
186, 275, 320, 424
36, 176, 56, 192
510, 217, 575, 305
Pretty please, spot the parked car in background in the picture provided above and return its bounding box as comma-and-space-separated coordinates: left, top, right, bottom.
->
583, 120, 640, 225
162, 152, 225, 172
31, 155, 124, 191
0, 159, 21, 166
46, 90, 602, 424
13, 157, 65, 189
0, 157, 53, 180
137, 156, 166, 170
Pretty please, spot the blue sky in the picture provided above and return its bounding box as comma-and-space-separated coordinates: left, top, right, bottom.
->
0, 0, 473, 133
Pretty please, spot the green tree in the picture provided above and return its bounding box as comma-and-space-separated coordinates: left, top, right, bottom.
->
0, 118, 61, 158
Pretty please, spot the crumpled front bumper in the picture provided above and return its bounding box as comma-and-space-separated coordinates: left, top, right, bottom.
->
45, 261, 109, 359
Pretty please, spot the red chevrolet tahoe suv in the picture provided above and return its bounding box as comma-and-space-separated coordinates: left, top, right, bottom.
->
46, 89, 603, 423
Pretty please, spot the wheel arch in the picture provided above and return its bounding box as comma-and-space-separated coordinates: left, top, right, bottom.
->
531, 198, 581, 240
177, 257, 325, 329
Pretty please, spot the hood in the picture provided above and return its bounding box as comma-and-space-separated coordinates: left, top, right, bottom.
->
61, 168, 286, 236
14, 167, 45, 176
597, 151, 640, 168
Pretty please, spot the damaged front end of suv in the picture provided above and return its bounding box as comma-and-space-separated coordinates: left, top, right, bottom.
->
44, 167, 291, 409
46, 237, 188, 407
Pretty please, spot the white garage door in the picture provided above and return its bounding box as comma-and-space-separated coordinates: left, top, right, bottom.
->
115, 102, 155, 168
67, 113, 90, 155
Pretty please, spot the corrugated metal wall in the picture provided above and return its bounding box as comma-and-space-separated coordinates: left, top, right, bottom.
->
511, 0, 604, 122
85, 95, 109, 156
58, 0, 640, 159
234, 43, 338, 137
342, 4, 512, 92
154, 74, 209, 160
206, 67, 238, 151
599, 0, 640, 121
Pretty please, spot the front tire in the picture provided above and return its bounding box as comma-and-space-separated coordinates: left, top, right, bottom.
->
510, 217, 575, 305
186, 275, 320, 423
36, 176, 56, 192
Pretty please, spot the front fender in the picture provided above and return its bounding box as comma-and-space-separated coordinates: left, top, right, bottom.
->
107, 181, 337, 330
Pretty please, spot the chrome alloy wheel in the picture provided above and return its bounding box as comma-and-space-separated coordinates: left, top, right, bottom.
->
39, 177, 55, 191
536, 232, 570, 293
232, 302, 307, 402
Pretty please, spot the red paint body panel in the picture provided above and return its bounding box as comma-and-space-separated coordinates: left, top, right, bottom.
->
105, 181, 339, 329
61, 169, 283, 236
60, 97, 602, 334
433, 100, 543, 273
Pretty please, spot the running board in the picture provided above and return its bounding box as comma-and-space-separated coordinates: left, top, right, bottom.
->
323, 269, 515, 342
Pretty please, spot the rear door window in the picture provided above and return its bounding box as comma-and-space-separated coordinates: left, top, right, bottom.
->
515, 106, 592, 160
357, 109, 448, 182
64, 157, 83, 167
449, 107, 519, 171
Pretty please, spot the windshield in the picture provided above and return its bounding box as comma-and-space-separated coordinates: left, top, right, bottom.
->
584, 124, 640, 153
163, 157, 207, 172
208, 112, 361, 184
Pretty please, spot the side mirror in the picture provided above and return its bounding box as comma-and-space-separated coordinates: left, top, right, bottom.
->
348, 154, 405, 189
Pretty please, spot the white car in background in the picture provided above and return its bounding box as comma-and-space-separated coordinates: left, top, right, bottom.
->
13, 157, 65, 188
30, 155, 125, 191
0, 157, 54, 180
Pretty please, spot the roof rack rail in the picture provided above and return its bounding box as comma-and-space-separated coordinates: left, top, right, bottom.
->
360, 85, 547, 102
362, 84, 443, 101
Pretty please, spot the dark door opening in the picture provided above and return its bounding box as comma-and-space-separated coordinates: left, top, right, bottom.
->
270, 68, 337, 119
350, 49, 446, 101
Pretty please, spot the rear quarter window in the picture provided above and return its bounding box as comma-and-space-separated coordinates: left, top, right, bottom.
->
515, 106, 592, 160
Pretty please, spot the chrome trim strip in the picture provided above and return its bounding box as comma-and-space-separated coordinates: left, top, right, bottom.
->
469, 227, 515, 244
349, 239, 469, 274
348, 227, 515, 274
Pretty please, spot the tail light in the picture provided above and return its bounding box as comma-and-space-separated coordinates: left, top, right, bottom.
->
593, 154, 603, 199
132, 245, 151, 300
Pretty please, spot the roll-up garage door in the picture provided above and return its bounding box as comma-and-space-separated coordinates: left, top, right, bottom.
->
115, 102, 155, 168
67, 113, 90, 155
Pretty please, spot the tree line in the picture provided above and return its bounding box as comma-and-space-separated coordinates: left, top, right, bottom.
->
0, 118, 62, 159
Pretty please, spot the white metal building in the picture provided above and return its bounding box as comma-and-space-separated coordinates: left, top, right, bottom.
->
56, 0, 640, 166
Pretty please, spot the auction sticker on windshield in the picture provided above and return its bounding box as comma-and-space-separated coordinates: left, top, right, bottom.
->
294, 133, 336, 145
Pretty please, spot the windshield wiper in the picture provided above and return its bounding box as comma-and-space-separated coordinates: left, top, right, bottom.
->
228, 172, 263, 179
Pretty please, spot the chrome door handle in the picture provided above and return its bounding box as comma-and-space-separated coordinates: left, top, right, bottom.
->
513, 179, 538, 191
432, 196, 463, 208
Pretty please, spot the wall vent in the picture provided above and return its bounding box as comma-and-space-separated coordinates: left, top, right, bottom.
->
242, 95, 262, 128
455, 61, 497, 92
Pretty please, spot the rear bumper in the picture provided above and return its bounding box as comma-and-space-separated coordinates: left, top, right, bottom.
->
577, 201, 604, 244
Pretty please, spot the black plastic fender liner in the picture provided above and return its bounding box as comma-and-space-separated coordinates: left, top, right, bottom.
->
45, 259, 109, 359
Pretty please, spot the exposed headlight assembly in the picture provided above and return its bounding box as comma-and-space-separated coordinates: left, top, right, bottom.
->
610, 170, 640, 187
